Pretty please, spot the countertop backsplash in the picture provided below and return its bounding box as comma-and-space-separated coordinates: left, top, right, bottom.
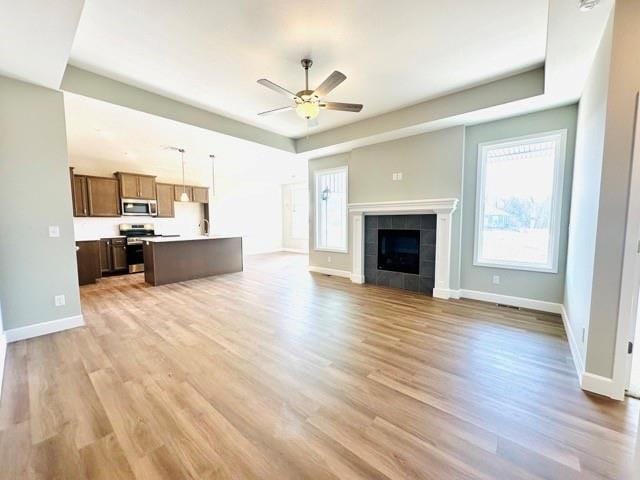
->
73, 201, 204, 241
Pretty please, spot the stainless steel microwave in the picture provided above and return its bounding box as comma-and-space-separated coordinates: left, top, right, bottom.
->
121, 199, 158, 216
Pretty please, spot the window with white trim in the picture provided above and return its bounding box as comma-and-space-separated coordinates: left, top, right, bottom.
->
474, 130, 566, 273
315, 166, 348, 252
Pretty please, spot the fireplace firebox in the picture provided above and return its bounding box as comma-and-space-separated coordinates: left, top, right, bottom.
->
377, 229, 420, 274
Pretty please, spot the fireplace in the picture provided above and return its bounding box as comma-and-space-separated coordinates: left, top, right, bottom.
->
378, 229, 420, 274
349, 198, 459, 299
364, 215, 436, 294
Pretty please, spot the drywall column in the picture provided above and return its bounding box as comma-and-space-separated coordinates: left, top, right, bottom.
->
563, 13, 613, 378
576, 0, 640, 398
0, 75, 82, 339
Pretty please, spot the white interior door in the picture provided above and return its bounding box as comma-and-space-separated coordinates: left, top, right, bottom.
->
282, 182, 309, 253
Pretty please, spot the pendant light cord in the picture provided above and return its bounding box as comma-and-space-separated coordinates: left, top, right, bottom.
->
180, 148, 186, 193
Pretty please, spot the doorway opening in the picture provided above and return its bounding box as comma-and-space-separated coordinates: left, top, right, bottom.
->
282, 182, 309, 253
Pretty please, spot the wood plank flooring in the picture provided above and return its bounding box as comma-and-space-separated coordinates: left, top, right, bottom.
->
0, 252, 638, 479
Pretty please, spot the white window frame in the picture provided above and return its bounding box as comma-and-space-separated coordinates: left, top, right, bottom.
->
473, 130, 567, 273
314, 166, 348, 253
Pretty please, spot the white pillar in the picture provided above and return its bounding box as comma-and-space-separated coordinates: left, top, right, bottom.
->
351, 213, 365, 284
433, 211, 453, 299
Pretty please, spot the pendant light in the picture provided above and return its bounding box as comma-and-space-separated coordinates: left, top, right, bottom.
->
179, 148, 189, 202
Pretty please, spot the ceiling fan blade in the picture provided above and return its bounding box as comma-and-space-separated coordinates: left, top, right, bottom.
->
312, 71, 346, 98
257, 105, 294, 116
307, 118, 319, 128
257, 79, 300, 101
320, 102, 363, 112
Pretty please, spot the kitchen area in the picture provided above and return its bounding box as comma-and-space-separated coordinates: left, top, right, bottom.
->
72, 168, 243, 287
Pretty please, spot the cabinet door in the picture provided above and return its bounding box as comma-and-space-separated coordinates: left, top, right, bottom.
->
174, 185, 193, 202
119, 173, 140, 199
87, 177, 120, 216
73, 176, 89, 216
138, 176, 157, 200
99, 239, 112, 273
156, 183, 175, 217
76, 241, 101, 285
111, 240, 128, 271
192, 186, 209, 203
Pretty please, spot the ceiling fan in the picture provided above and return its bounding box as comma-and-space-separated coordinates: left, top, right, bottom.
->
257, 59, 363, 127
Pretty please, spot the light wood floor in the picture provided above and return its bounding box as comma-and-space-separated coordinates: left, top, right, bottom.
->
0, 253, 638, 479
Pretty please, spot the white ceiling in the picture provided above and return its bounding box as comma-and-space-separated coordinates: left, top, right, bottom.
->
0, 0, 84, 88
68, 0, 548, 138
64, 93, 306, 185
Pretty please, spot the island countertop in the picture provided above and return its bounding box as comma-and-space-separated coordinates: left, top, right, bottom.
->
143, 235, 240, 243
143, 235, 243, 286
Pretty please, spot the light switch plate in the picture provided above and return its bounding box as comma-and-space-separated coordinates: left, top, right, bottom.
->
54, 294, 65, 306
48, 225, 60, 237
492, 275, 500, 285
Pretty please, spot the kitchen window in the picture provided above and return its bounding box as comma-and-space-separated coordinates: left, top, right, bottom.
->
474, 130, 566, 273
315, 166, 348, 252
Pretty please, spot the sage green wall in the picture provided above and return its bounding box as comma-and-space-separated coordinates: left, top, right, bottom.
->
0, 75, 81, 330
308, 126, 465, 288
461, 105, 578, 303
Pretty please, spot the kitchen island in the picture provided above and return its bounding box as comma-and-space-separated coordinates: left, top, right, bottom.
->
143, 235, 243, 286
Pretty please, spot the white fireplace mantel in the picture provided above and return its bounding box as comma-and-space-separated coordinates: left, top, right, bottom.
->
348, 198, 459, 299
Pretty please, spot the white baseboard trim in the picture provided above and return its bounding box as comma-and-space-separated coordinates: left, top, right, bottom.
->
308, 266, 352, 279
0, 332, 6, 401
4, 314, 85, 343
560, 305, 585, 380
433, 288, 461, 300
350, 274, 364, 284
281, 248, 309, 254
580, 372, 622, 400
459, 289, 562, 314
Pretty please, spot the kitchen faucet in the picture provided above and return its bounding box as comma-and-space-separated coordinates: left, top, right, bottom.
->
201, 218, 210, 235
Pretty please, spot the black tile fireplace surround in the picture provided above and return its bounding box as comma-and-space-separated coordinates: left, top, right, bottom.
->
364, 214, 436, 295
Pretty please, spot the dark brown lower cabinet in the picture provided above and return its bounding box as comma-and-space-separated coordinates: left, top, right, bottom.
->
76, 241, 101, 285
100, 238, 128, 274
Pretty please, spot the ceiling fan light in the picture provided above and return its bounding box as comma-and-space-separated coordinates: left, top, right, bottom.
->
296, 101, 320, 120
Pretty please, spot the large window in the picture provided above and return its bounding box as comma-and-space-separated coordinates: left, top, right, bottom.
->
474, 130, 566, 273
315, 166, 348, 252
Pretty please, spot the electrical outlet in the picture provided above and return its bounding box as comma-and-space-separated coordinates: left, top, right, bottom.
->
48, 225, 60, 237
327, 256, 332, 263
54, 294, 65, 307
396, 172, 403, 180
492, 275, 500, 285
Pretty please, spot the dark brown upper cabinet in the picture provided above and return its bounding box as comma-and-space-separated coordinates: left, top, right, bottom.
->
192, 186, 209, 204
116, 172, 157, 200
174, 184, 194, 202
87, 177, 121, 217
70, 168, 90, 217
173, 185, 209, 203
156, 183, 175, 218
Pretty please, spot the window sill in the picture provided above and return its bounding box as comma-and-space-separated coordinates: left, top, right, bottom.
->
473, 259, 558, 274
314, 247, 348, 254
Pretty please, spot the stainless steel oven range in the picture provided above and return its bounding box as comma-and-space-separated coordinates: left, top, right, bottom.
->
119, 223, 157, 273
